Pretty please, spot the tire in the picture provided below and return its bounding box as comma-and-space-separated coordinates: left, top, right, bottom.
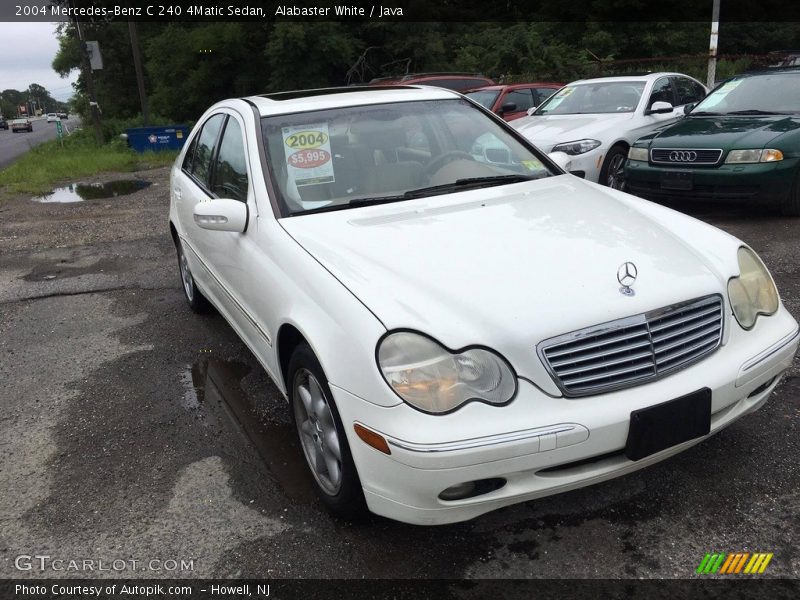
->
599, 144, 628, 190
780, 169, 800, 217
176, 240, 210, 313
288, 343, 367, 520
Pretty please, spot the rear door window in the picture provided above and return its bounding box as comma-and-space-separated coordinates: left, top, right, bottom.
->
504, 89, 535, 111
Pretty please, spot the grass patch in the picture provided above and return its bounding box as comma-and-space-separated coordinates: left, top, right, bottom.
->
0, 132, 178, 196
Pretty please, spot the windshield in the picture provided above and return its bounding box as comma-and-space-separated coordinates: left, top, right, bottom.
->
465, 90, 500, 110
261, 99, 556, 217
535, 82, 645, 115
692, 73, 800, 115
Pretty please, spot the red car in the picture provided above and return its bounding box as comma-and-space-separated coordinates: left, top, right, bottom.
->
465, 83, 564, 121
368, 72, 495, 92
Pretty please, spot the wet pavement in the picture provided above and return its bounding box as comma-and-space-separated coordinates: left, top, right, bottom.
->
32, 180, 152, 203
0, 169, 798, 579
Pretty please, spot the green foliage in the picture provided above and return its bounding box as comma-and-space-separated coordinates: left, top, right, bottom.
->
0, 132, 176, 196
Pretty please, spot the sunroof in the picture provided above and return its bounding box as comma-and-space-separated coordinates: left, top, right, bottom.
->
259, 86, 418, 101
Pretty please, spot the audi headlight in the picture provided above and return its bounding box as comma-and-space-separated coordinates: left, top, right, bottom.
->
377, 331, 516, 414
725, 149, 784, 164
727, 247, 779, 330
551, 139, 602, 156
628, 147, 649, 162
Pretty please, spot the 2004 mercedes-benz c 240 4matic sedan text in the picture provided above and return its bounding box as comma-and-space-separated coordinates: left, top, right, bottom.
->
169, 86, 799, 525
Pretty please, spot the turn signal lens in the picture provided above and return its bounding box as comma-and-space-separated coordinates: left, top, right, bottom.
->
353, 423, 391, 455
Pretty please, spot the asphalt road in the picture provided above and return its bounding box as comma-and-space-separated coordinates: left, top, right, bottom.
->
0, 168, 798, 581
0, 116, 79, 170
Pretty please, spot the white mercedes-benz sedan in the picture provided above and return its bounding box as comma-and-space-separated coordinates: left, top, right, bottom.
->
169, 86, 798, 525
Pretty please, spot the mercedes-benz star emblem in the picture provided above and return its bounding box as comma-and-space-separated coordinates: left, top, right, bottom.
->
617, 262, 638, 296
669, 150, 697, 162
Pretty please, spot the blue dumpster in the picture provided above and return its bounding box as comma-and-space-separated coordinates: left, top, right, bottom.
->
125, 125, 189, 152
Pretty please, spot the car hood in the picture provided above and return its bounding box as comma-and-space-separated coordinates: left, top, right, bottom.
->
645, 115, 800, 149
280, 176, 736, 394
512, 113, 633, 150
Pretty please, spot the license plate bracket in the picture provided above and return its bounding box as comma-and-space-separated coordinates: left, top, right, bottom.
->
625, 388, 711, 461
661, 170, 693, 191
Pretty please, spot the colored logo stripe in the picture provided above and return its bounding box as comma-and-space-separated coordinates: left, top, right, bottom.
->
697, 552, 773, 574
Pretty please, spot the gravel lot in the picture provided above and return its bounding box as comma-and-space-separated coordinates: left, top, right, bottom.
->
0, 167, 798, 580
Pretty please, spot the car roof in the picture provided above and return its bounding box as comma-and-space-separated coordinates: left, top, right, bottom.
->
466, 83, 563, 92
244, 85, 461, 117
569, 72, 696, 85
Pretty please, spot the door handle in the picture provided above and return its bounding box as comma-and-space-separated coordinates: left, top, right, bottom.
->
173, 187, 182, 200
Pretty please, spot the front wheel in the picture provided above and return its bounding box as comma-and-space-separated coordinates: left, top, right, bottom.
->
600, 145, 628, 190
289, 343, 366, 519
176, 240, 209, 313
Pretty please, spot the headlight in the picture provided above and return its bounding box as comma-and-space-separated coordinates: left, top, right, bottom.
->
551, 139, 602, 156
725, 149, 784, 164
377, 331, 516, 414
628, 147, 649, 162
727, 247, 779, 329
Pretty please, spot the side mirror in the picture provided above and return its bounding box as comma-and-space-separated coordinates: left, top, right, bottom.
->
648, 101, 674, 115
499, 102, 517, 114
683, 102, 696, 115
547, 151, 572, 172
526, 107, 538, 116
193, 199, 248, 233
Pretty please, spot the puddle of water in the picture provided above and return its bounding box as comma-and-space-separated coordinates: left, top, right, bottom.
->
184, 357, 317, 505
32, 180, 151, 203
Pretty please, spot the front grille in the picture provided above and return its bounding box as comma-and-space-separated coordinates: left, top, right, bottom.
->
651, 148, 723, 165
538, 295, 723, 397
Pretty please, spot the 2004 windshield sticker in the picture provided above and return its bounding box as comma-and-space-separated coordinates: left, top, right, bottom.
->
282, 123, 335, 186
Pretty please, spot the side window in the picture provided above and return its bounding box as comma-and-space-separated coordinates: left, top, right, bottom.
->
504, 89, 535, 111
181, 133, 198, 171
674, 77, 706, 105
648, 78, 675, 109
190, 114, 225, 188
211, 118, 249, 202
535, 88, 560, 105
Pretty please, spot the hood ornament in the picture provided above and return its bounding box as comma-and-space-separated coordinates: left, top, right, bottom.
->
617, 262, 638, 296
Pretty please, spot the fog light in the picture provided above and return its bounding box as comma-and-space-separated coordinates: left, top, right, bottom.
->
438, 478, 506, 501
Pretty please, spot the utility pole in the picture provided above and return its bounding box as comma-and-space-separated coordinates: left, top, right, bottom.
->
706, 0, 721, 88
70, 0, 103, 142
128, 21, 150, 125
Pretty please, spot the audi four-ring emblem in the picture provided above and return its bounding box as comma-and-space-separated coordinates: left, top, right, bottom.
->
669, 150, 697, 162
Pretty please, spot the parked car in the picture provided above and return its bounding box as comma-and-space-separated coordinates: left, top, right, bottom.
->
46, 112, 58, 123
169, 85, 798, 525
10, 117, 33, 133
368, 72, 494, 92
465, 83, 563, 121
625, 68, 800, 215
0, 116, 7, 130
511, 73, 708, 187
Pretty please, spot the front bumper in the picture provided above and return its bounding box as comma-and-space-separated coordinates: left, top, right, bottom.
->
625, 157, 800, 204
334, 309, 798, 525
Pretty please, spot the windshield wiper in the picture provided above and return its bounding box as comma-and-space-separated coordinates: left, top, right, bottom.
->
726, 109, 785, 115
689, 111, 723, 116
397, 174, 537, 200
288, 174, 537, 216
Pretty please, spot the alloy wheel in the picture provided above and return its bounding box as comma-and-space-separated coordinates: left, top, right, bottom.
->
293, 368, 343, 495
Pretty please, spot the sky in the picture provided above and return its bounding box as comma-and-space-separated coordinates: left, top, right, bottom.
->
0, 22, 79, 101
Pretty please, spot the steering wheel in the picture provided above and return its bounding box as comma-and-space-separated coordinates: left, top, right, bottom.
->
423, 151, 475, 179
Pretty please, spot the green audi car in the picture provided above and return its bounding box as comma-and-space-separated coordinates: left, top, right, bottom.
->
625, 69, 800, 215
